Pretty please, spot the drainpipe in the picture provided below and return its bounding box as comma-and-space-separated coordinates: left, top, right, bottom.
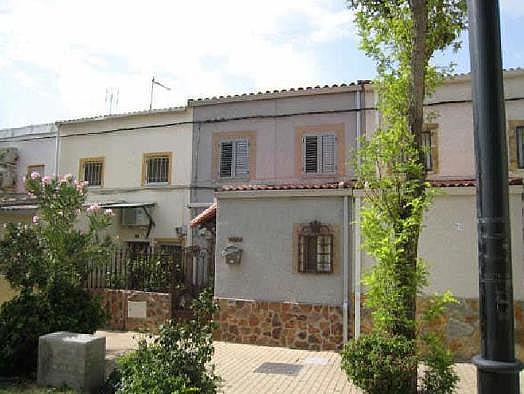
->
353, 196, 362, 339
353, 81, 365, 339
54, 123, 60, 177
343, 194, 350, 344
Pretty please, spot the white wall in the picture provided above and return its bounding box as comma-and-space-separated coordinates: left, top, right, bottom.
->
215, 194, 347, 305
0, 123, 57, 193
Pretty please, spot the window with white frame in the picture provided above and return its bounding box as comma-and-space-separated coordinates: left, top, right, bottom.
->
303, 134, 336, 174
80, 158, 103, 186
516, 126, 524, 169
144, 153, 171, 184
219, 139, 249, 178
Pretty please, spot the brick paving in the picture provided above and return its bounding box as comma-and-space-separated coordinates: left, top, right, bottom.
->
97, 330, 524, 393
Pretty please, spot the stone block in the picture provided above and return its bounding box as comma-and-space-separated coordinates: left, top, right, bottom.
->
37, 332, 106, 393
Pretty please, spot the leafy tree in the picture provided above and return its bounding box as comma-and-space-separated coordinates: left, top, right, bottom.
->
341, 1, 467, 393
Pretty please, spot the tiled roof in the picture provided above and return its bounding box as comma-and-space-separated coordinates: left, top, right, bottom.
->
219, 178, 523, 192
190, 202, 217, 227
220, 182, 352, 192
56, 106, 187, 125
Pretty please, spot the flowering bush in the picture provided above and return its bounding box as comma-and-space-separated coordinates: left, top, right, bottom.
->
0, 173, 113, 376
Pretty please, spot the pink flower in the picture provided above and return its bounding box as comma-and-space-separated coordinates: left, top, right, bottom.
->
87, 203, 101, 214
30, 171, 40, 180
42, 175, 52, 185
104, 209, 114, 216
32, 215, 39, 224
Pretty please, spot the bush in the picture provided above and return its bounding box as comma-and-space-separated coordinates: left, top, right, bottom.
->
341, 332, 418, 394
110, 289, 220, 394
0, 286, 106, 377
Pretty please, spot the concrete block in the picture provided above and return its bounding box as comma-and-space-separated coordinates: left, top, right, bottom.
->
37, 331, 106, 393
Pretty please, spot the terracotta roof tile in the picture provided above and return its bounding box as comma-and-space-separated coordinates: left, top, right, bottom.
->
190, 202, 217, 227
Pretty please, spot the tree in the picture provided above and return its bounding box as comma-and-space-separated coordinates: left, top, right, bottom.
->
341, 1, 467, 393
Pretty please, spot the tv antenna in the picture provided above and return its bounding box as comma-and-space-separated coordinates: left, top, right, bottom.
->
105, 87, 119, 114
149, 76, 171, 110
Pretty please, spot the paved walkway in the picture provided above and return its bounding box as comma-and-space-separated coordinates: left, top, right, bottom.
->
96, 330, 523, 393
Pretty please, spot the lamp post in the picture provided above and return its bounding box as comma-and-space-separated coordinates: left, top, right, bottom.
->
467, 0, 523, 392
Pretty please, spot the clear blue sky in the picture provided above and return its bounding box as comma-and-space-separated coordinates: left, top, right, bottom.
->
0, 0, 523, 128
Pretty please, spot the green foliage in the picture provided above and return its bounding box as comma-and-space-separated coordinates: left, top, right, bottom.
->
0, 173, 113, 377
343, 1, 467, 393
110, 289, 220, 394
341, 333, 418, 394
0, 286, 106, 377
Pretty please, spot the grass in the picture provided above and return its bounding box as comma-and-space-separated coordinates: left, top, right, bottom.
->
0, 379, 75, 393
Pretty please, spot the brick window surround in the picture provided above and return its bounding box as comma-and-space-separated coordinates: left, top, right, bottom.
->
295, 124, 345, 178
212, 131, 256, 181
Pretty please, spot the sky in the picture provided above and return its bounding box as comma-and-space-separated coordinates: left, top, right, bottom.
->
0, 0, 523, 129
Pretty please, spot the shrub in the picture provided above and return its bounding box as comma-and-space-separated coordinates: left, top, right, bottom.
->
0, 173, 112, 377
341, 332, 418, 394
0, 286, 106, 377
111, 289, 220, 394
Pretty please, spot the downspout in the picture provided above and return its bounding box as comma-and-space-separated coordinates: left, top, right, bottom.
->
54, 123, 60, 177
353, 81, 365, 339
343, 194, 350, 344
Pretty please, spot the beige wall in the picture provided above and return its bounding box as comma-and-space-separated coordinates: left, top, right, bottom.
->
361, 187, 524, 300
58, 109, 193, 242
217, 187, 523, 307
0, 276, 17, 305
192, 89, 362, 205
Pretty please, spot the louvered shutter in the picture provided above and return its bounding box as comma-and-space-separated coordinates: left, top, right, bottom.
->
304, 135, 319, 173
234, 140, 249, 176
219, 141, 233, 177
321, 134, 336, 173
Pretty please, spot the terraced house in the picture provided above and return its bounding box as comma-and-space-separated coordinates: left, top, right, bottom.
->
0, 69, 523, 360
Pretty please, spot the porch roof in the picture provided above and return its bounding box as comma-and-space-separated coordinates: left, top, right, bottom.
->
190, 202, 217, 227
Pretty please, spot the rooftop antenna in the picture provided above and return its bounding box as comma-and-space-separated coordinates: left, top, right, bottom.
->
105, 87, 119, 114
149, 76, 171, 110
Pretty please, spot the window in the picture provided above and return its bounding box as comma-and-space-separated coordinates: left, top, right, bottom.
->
516, 126, 524, 169
297, 221, 334, 274
421, 130, 433, 171
27, 164, 45, 178
143, 153, 171, 185
79, 158, 104, 186
303, 134, 336, 174
219, 139, 249, 178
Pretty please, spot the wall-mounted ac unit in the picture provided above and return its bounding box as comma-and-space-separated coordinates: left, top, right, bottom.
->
0, 148, 18, 164
121, 207, 149, 226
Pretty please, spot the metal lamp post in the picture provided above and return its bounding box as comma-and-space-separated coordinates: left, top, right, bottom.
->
467, 0, 523, 392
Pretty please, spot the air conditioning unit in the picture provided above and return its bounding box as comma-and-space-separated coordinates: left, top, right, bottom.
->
121, 207, 149, 226
0, 148, 18, 164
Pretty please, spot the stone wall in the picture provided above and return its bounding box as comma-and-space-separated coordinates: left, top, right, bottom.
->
214, 296, 524, 361
90, 289, 171, 332
356, 296, 524, 362
214, 298, 346, 351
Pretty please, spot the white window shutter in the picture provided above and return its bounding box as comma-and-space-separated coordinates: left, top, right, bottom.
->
234, 139, 249, 176
304, 135, 319, 173
321, 134, 336, 173
219, 141, 233, 177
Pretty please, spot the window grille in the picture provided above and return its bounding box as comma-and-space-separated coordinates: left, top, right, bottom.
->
81, 160, 103, 186
303, 134, 337, 174
219, 139, 249, 178
145, 155, 170, 184
297, 221, 333, 273
517, 126, 524, 169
